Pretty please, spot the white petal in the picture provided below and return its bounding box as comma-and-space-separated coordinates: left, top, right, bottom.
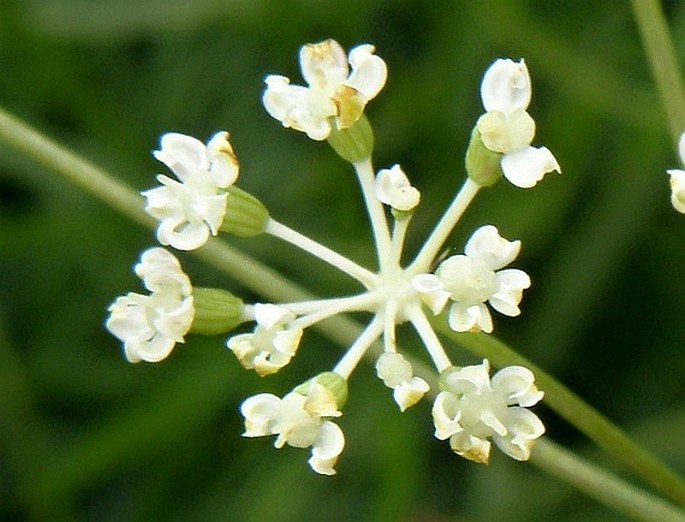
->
441, 359, 492, 395
346, 44, 387, 100
309, 421, 345, 475
299, 39, 348, 89
489, 269, 531, 317
464, 225, 521, 270
153, 133, 209, 180
501, 145, 561, 189
375, 164, 420, 211
241, 393, 281, 437
206, 131, 239, 187
156, 218, 210, 251
493, 407, 545, 461
432, 392, 463, 440
393, 377, 430, 412
153, 296, 194, 342
491, 366, 544, 407
480, 58, 531, 113
447, 302, 493, 333
411, 274, 451, 315
125, 334, 175, 363
477, 109, 535, 154
449, 432, 491, 464
106, 293, 155, 343
254, 303, 294, 329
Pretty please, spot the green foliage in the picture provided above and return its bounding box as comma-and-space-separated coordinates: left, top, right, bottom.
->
2, 1, 685, 520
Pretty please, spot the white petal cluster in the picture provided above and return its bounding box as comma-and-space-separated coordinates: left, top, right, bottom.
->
106, 248, 194, 363
436, 225, 530, 333
667, 132, 685, 213
241, 381, 345, 475
375, 164, 420, 212
142, 131, 239, 250
477, 59, 560, 188
226, 303, 302, 376
262, 39, 387, 140
375, 352, 430, 411
432, 359, 544, 464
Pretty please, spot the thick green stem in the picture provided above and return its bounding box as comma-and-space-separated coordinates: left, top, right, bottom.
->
631, 0, 685, 145
439, 327, 685, 508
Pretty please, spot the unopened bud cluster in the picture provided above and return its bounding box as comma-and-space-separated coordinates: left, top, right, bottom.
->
106, 40, 558, 475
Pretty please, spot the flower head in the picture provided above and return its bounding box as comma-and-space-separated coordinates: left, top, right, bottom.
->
262, 39, 387, 140
667, 132, 685, 213
241, 379, 346, 475
106, 248, 194, 363
432, 359, 544, 463
476, 59, 560, 188
226, 303, 302, 376
142, 131, 239, 250
436, 225, 530, 333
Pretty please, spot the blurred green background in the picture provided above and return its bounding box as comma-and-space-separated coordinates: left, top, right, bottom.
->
2, 0, 685, 520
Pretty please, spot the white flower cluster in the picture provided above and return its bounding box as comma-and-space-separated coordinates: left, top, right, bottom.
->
143, 131, 239, 250
107, 248, 194, 363
107, 39, 553, 475
241, 379, 345, 475
433, 360, 544, 463
477, 59, 560, 188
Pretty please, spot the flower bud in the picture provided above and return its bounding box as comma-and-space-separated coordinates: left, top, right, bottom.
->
294, 371, 349, 409
327, 113, 374, 163
465, 126, 503, 187
190, 287, 245, 335
220, 186, 269, 237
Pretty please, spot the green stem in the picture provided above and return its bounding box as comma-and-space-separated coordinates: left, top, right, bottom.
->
532, 440, 685, 521
2, 105, 684, 516
438, 326, 685, 508
631, 0, 685, 145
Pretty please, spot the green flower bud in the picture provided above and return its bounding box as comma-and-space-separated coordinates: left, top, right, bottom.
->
294, 371, 349, 409
465, 126, 503, 187
220, 186, 269, 237
190, 287, 245, 335
327, 113, 374, 163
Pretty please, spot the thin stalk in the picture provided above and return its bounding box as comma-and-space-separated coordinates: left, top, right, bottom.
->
439, 326, 685, 508
408, 178, 480, 274
531, 440, 685, 521
266, 218, 378, 288
631, 0, 685, 145
333, 316, 384, 379
406, 306, 451, 372
390, 215, 411, 266
353, 158, 393, 272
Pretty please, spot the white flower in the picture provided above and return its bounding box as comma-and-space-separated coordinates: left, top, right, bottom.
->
227, 303, 302, 376
477, 59, 560, 188
262, 39, 387, 140
667, 132, 685, 213
436, 225, 531, 333
432, 359, 544, 464
142, 131, 240, 250
375, 164, 420, 211
106, 248, 194, 363
240, 381, 345, 475
375, 352, 430, 411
